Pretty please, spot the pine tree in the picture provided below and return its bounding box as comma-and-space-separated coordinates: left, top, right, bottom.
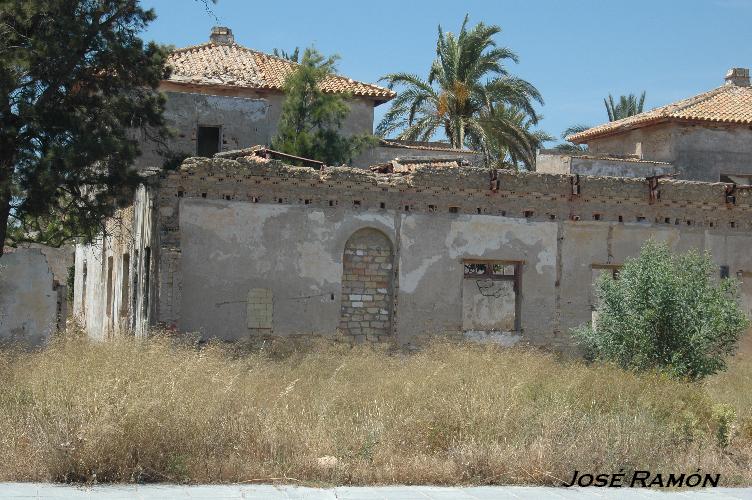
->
0, 0, 170, 256
272, 48, 374, 166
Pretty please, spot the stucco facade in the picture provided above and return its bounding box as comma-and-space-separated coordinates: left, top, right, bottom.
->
74, 155, 752, 349
0, 245, 72, 345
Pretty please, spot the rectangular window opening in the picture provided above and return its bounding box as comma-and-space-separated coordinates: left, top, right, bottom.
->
197, 125, 221, 157
462, 259, 523, 333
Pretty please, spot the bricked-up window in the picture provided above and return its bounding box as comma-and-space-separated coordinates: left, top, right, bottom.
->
197, 125, 221, 157
462, 259, 523, 332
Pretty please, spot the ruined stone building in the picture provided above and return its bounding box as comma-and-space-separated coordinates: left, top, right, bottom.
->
73, 151, 752, 348
538, 68, 752, 182
138, 27, 477, 170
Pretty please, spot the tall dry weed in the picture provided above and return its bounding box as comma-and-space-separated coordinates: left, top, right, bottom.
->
0, 333, 750, 485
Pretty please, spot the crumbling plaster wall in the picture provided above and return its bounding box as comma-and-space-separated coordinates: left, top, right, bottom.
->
0, 247, 69, 344
137, 87, 376, 169
585, 123, 752, 182
536, 151, 675, 178
74, 185, 158, 339
109, 156, 752, 350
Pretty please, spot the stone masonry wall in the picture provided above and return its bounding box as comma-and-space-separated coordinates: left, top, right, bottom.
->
339, 229, 393, 342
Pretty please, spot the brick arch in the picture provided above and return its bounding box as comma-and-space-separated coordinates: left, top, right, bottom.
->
339, 228, 394, 342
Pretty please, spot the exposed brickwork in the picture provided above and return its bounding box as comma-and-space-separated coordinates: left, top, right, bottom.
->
339, 229, 393, 342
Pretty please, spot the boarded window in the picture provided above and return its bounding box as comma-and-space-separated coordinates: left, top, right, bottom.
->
462, 260, 522, 333
197, 125, 221, 157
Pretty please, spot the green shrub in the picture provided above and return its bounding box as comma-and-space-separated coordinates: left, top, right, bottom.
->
573, 240, 749, 380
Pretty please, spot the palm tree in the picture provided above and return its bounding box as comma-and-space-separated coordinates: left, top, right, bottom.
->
553, 124, 589, 153
476, 106, 553, 170
272, 47, 300, 62
376, 15, 543, 164
604, 92, 646, 121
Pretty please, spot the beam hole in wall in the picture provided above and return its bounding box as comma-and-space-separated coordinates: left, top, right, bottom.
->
201, 193, 207, 198
449, 206, 459, 214
380, 202, 386, 209
177, 190, 184, 198
353, 200, 361, 207
404, 205, 410, 212
618, 216, 623, 223
339, 228, 394, 343
730, 221, 736, 228
636, 216, 647, 222
664, 217, 671, 224
428, 205, 436, 213
592, 214, 601, 221
524, 210, 534, 218
304, 199, 311, 205
549, 214, 557, 220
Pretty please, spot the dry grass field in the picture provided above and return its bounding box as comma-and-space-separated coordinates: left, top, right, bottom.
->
1, 330, 751, 486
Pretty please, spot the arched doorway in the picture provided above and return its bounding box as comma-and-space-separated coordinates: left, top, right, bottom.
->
339, 228, 394, 342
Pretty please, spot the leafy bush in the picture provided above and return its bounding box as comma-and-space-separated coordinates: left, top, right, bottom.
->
574, 240, 749, 380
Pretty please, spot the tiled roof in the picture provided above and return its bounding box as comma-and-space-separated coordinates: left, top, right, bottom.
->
568, 84, 752, 143
166, 43, 395, 101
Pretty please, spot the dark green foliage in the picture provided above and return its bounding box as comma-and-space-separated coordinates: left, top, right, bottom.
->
0, 0, 170, 255
574, 241, 749, 380
604, 92, 646, 121
271, 48, 374, 166
272, 47, 300, 63
377, 15, 544, 169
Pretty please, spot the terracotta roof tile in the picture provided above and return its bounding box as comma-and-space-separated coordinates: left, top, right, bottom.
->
166, 43, 395, 101
568, 84, 752, 143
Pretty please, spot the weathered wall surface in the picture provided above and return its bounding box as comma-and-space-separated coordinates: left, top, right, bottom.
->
137, 87, 376, 169
536, 151, 675, 178
0, 247, 69, 345
586, 123, 676, 162
674, 125, 752, 182
76, 155, 748, 351
584, 123, 752, 182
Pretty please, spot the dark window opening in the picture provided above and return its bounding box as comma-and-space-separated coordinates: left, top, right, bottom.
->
618, 216, 623, 223
593, 214, 601, 221
120, 254, 130, 317
524, 210, 534, 218
721, 265, 730, 279
353, 200, 361, 207
197, 126, 221, 157
449, 206, 459, 214
380, 202, 386, 209
106, 256, 114, 317
428, 205, 436, 212
142, 247, 151, 319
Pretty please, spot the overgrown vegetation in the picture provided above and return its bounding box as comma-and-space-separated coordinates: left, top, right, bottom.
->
1, 332, 752, 485
272, 48, 374, 166
574, 241, 749, 380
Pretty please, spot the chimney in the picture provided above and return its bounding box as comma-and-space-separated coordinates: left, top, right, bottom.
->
725, 67, 750, 87
210, 26, 234, 45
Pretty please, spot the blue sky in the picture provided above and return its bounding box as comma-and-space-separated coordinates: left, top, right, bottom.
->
141, 0, 752, 145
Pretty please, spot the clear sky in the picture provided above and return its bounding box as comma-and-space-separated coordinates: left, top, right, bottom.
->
141, 0, 752, 145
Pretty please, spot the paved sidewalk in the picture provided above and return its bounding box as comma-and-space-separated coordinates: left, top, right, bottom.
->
2, 484, 752, 499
